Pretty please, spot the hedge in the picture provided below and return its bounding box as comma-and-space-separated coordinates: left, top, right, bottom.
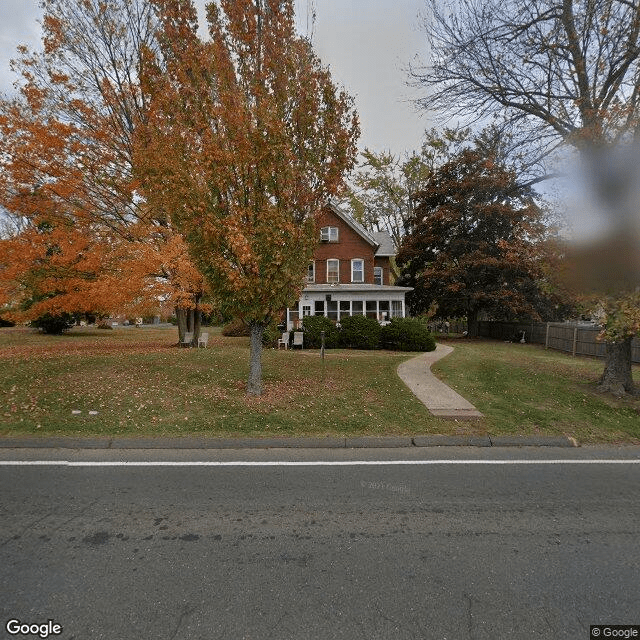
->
297, 315, 340, 348
338, 315, 382, 350
381, 317, 436, 352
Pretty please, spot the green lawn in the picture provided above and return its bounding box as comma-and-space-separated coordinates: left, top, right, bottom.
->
0, 326, 439, 438
433, 339, 640, 444
1, 326, 638, 443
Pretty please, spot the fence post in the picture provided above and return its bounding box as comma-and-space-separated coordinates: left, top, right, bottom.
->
320, 330, 325, 361
545, 323, 550, 349
572, 327, 578, 357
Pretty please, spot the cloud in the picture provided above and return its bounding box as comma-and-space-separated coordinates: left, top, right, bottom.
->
0, 0, 42, 95
0, 0, 430, 156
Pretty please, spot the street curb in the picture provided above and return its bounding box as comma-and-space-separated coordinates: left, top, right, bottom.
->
413, 435, 492, 447
0, 435, 579, 449
489, 435, 579, 448
0, 437, 112, 449
345, 437, 413, 448
108, 436, 347, 449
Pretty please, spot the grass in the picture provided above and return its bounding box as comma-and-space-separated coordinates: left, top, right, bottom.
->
1, 326, 638, 443
433, 339, 640, 444
0, 326, 439, 438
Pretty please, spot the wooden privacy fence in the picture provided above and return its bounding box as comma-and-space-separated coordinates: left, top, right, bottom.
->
477, 321, 640, 364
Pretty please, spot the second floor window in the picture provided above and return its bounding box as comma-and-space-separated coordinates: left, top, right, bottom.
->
351, 259, 364, 283
320, 226, 339, 242
306, 262, 315, 283
327, 259, 340, 283
374, 266, 383, 285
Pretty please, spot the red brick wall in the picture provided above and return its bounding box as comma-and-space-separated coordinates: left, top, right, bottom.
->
313, 206, 377, 284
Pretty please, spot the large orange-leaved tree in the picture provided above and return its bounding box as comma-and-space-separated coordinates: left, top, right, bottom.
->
136, 0, 359, 394
0, 0, 209, 342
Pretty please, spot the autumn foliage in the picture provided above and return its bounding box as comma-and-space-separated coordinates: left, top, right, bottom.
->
0, 0, 208, 338
137, 0, 359, 394
397, 149, 564, 336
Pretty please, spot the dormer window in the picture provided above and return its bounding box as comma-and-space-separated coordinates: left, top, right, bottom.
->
320, 226, 339, 242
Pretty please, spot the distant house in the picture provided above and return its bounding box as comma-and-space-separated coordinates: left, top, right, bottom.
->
285, 201, 412, 330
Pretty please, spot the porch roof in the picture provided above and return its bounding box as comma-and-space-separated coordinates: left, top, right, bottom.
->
302, 283, 413, 293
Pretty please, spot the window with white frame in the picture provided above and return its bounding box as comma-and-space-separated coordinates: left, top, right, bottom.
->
351, 259, 364, 283
326, 259, 339, 283
391, 300, 403, 317
373, 266, 383, 285
320, 226, 339, 242
306, 262, 315, 283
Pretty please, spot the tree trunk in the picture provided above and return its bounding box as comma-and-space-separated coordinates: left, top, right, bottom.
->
467, 308, 479, 338
247, 322, 265, 396
598, 336, 635, 396
175, 306, 187, 344
193, 295, 202, 345
176, 297, 202, 346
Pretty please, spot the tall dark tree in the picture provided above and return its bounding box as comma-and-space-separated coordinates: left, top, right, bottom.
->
397, 148, 563, 337
412, 0, 640, 393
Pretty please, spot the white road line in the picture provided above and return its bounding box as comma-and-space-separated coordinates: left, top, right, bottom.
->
0, 459, 639, 467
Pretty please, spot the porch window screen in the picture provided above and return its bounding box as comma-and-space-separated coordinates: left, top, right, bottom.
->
379, 301, 390, 321
391, 301, 403, 318
314, 300, 325, 315
352, 301, 364, 315
327, 300, 338, 320
366, 301, 377, 318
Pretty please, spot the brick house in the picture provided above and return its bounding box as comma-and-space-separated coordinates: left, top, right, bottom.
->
285, 201, 412, 329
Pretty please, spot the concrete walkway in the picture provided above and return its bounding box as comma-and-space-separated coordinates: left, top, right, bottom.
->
397, 343, 484, 420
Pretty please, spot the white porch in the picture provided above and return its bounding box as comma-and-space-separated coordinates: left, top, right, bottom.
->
286, 284, 412, 330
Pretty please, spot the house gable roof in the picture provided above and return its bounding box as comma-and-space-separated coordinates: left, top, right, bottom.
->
325, 200, 397, 258
371, 231, 395, 257
326, 199, 379, 250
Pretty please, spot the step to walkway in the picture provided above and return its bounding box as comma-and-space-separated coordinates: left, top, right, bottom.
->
397, 344, 484, 420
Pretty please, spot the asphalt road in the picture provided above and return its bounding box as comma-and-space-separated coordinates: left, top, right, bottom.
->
1, 447, 640, 640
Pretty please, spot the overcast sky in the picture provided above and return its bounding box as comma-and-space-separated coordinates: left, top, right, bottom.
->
0, 0, 431, 158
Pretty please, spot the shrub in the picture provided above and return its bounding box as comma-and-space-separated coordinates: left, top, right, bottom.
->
381, 317, 436, 352
300, 315, 340, 348
30, 313, 75, 335
222, 318, 280, 346
0, 317, 15, 327
221, 318, 250, 337
261, 320, 281, 347
339, 315, 381, 350
96, 322, 114, 330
